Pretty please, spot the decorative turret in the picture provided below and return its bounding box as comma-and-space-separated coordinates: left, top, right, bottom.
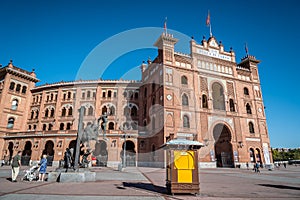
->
154, 32, 178, 64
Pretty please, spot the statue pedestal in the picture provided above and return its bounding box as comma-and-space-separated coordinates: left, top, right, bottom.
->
48, 170, 96, 182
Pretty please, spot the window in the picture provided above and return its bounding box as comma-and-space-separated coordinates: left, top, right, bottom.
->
48, 124, 53, 131
152, 97, 155, 105
212, 82, 225, 110
183, 115, 190, 128
134, 92, 138, 99
144, 87, 147, 98
246, 103, 252, 114
50, 108, 55, 117
42, 124, 47, 131
181, 76, 188, 85
202, 94, 208, 108
61, 107, 66, 117
50, 94, 53, 101
249, 122, 255, 133
124, 106, 130, 116
229, 99, 235, 112
152, 117, 155, 130
28, 125, 32, 130
182, 93, 189, 106
63, 93, 66, 100
108, 90, 112, 98
30, 110, 34, 119
21, 86, 27, 94
7, 117, 15, 128
44, 109, 49, 118
102, 106, 107, 115
102, 91, 106, 98
123, 91, 127, 98
88, 106, 93, 116
244, 87, 249, 95
109, 106, 115, 115
108, 122, 114, 130
131, 106, 137, 116
93, 92, 96, 98
82, 92, 85, 99
66, 123, 71, 130
11, 99, 18, 110
33, 124, 36, 130
114, 91, 117, 98
9, 82, 15, 90
59, 123, 64, 130
35, 110, 39, 119
87, 91, 91, 98
152, 83, 155, 92
16, 84, 21, 92
67, 92, 71, 99
68, 107, 73, 116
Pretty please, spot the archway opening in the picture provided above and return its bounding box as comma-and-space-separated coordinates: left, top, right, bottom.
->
7, 142, 14, 165
213, 124, 234, 167
93, 140, 108, 167
21, 141, 32, 166
121, 140, 136, 166
43, 140, 55, 166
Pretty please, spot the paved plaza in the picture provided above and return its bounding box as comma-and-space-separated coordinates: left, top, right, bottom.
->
0, 165, 299, 200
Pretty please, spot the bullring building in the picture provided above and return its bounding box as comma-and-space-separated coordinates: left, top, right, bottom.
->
0, 32, 272, 169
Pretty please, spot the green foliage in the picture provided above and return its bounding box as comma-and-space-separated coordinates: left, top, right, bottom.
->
272, 148, 300, 161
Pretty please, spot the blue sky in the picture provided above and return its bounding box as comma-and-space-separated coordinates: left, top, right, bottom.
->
0, 0, 299, 148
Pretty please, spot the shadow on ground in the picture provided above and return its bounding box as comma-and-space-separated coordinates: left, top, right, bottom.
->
123, 182, 167, 194
258, 184, 300, 190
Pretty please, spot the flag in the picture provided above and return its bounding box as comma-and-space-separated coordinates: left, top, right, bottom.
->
245, 43, 249, 54
164, 17, 167, 31
206, 11, 210, 26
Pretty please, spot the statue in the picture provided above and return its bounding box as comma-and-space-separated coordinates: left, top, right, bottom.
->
64, 148, 73, 172
98, 112, 108, 139
80, 121, 100, 150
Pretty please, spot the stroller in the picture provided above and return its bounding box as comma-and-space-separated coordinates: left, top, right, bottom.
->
22, 165, 39, 181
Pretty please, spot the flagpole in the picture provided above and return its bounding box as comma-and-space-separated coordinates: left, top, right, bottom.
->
209, 23, 212, 37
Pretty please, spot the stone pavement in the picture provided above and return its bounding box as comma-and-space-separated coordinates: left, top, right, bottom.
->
0, 165, 300, 199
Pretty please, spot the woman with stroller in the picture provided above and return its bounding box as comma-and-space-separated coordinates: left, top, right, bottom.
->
38, 154, 47, 181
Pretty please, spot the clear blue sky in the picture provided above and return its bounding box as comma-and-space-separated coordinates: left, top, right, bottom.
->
0, 0, 299, 148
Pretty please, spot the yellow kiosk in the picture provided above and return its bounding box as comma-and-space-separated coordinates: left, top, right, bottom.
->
162, 138, 203, 195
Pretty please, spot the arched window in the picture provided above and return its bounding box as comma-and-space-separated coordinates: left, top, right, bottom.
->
152, 97, 155, 105
183, 115, 190, 128
48, 123, 53, 131
124, 106, 130, 116
212, 82, 225, 110
28, 125, 32, 130
42, 124, 47, 131
244, 87, 249, 95
249, 122, 255, 133
82, 92, 85, 99
181, 75, 188, 85
135, 92, 139, 99
50, 93, 53, 101
9, 82, 15, 90
87, 91, 91, 98
30, 110, 34, 119
182, 93, 189, 106
88, 106, 93, 116
7, 117, 15, 128
108, 122, 114, 130
123, 91, 127, 98
49, 108, 54, 117
59, 123, 64, 130
102, 106, 107, 115
109, 106, 115, 115
229, 99, 235, 112
61, 107, 66, 117
246, 103, 252, 114
35, 110, 39, 119
68, 107, 73, 116
16, 84, 21, 92
66, 123, 71, 130
131, 106, 138, 116
202, 94, 208, 108
131, 122, 137, 130
21, 86, 27, 94
102, 91, 106, 98
44, 109, 49, 118
63, 93, 66, 100
11, 99, 18, 110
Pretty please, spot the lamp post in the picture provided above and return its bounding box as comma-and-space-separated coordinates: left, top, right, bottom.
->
123, 132, 126, 168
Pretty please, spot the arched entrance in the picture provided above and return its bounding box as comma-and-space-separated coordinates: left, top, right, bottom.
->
42, 140, 55, 166
213, 124, 234, 167
68, 140, 77, 160
255, 148, 262, 164
121, 140, 136, 167
7, 142, 14, 165
249, 148, 255, 163
93, 140, 108, 166
21, 141, 32, 166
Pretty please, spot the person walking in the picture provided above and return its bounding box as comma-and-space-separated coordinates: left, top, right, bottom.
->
255, 162, 260, 173
246, 162, 249, 170
11, 151, 22, 182
38, 154, 48, 182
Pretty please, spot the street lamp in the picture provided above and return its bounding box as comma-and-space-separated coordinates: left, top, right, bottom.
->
123, 132, 126, 168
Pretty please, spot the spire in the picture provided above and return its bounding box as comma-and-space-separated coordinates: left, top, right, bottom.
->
164, 17, 168, 34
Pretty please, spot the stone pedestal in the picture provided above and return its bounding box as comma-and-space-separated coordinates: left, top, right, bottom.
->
48, 171, 96, 182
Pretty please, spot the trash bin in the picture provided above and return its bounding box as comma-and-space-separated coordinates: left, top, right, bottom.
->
161, 138, 203, 195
